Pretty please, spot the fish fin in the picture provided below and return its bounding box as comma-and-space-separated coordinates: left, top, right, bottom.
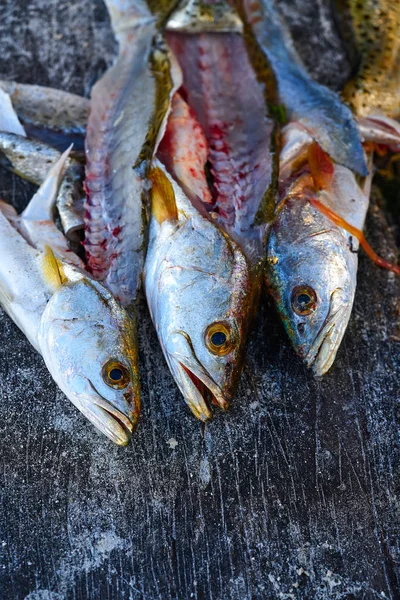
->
21, 145, 72, 222
309, 197, 400, 276
41, 245, 69, 290
149, 166, 178, 223
0, 88, 26, 137
0, 198, 18, 220
307, 143, 334, 192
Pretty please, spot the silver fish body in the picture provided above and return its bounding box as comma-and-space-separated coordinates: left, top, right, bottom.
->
0, 131, 84, 237
0, 91, 140, 445
242, 0, 367, 176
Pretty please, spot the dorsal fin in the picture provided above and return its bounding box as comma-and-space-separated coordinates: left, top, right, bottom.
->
21, 146, 72, 222
149, 166, 178, 223
0, 88, 26, 137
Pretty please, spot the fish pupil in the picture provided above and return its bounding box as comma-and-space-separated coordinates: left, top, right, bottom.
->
211, 331, 227, 347
109, 368, 123, 381
297, 293, 311, 307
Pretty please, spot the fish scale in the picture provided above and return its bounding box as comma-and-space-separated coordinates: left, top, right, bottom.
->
340, 0, 400, 118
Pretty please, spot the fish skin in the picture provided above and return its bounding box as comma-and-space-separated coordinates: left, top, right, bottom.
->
339, 1, 400, 119
0, 80, 89, 152
0, 131, 84, 237
84, 0, 177, 307
144, 162, 253, 421
241, 0, 368, 176
0, 151, 140, 446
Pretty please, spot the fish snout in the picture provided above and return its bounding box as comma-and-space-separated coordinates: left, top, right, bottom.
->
166, 332, 230, 422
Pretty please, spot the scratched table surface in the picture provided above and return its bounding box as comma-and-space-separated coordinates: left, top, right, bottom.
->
0, 1, 399, 599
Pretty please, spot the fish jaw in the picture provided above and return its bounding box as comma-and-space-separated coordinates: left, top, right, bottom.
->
303, 289, 354, 376
166, 331, 231, 421
60, 375, 138, 446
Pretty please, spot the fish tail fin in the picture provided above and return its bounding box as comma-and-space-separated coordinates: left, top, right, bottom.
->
21, 145, 72, 222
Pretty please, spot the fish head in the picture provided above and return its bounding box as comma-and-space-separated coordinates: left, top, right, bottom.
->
146, 216, 253, 422
266, 197, 357, 376
37, 273, 140, 445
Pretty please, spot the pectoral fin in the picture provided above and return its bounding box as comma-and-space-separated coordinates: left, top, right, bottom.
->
149, 166, 178, 223
41, 245, 69, 291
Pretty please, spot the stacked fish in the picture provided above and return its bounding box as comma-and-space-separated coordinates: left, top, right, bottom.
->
0, 0, 399, 445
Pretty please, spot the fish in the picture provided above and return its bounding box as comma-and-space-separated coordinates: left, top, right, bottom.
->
240, 0, 368, 176
0, 149, 140, 446
0, 86, 141, 445
0, 131, 85, 238
142, 0, 275, 418
0, 80, 89, 152
144, 162, 252, 421
265, 0, 400, 375
266, 134, 371, 375
84, 0, 178, 307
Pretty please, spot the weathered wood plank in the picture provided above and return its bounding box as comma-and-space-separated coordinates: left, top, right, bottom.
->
0, 1, 399, 599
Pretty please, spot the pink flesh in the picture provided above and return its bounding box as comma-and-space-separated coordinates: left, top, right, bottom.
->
157, 92, 213, 205
166, 32, 274, 240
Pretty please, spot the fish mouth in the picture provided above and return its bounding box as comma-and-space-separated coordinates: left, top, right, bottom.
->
304, 289, 352, 376
80, 381, 137, 446
167, 333, 229, 421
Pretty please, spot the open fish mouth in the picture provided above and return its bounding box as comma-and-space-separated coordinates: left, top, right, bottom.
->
80, 381, 137, 446
172, 359, 229, 421
304, 289, 352, 376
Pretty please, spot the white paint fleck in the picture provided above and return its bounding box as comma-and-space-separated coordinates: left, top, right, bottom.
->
167, 438, 178, 449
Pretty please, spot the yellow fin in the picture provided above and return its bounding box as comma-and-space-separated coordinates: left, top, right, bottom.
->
41, 245, 68, 290
149, 167, 178, 224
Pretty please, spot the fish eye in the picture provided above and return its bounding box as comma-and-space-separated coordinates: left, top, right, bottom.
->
205, 322, 233, 356
291, 285, 317, 316
102, 360, 130, 389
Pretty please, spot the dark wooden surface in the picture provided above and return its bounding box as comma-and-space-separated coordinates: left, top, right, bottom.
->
0, 2, 399, 599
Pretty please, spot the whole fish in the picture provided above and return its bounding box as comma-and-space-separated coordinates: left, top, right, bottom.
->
142, 0, 275, 419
